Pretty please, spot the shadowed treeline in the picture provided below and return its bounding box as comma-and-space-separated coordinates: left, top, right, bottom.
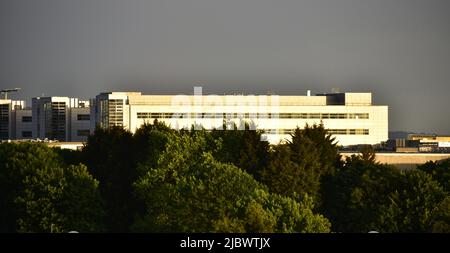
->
0, 121, 449, 233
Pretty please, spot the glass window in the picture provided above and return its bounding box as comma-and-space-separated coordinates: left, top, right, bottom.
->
77, 114, 90, 121
22, 116, 32, 122
22, 131, 32, 138
77, 129, 90, 136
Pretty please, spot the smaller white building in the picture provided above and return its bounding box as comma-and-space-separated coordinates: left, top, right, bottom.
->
32, 97, 92, 142
0, 99, 32, 140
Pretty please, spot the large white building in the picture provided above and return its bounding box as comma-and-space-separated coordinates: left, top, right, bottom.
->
92, 90, 388, 146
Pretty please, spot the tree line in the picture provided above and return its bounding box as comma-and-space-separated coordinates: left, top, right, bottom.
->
0, 121, 448, 232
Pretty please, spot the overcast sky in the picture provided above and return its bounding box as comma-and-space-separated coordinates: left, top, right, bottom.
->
1, 0, 449, 134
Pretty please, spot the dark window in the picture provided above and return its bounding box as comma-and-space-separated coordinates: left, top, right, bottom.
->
45, 102, 66, 141
22, 116, 32, 122
22, 131, 32, 138
77, 114, 90, 121
77, 129, 90, 136
0, 104, 10, 140
309, 113, 321, 119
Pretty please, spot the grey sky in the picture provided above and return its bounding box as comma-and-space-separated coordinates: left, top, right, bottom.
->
1, 0, 449, 134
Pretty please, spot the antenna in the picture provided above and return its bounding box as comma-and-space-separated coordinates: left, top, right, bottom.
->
0, 88, 21, 99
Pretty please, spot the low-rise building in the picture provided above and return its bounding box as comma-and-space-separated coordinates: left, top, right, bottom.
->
0, 99, 33, 140
408, 134, 450, 152
32, 97, 91, 142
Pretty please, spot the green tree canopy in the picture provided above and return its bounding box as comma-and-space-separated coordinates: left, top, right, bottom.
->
260, 124, 340, 204
133, 120, 176, 172
322, 154, 448, 232
376, 169, 447, 232
132, 132, 330, 233
291, 124, 341, 175
210, 123, 270, 180
0, 143, 103, 232
417, 159, 450, 193
82, 126, 136, 232
15, 164, 104, 232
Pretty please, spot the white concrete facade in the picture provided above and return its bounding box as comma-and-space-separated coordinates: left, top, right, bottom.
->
70, 107, 91, 142
32, 97, 91, 141
0, 99, 32, 140
13, 109, 33, 139
92, 91, 388, 146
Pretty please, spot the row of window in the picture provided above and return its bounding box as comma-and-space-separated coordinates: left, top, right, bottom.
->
22, 131, 32, 138
137, 112, 369, 120
77, 129, 90, 136
22, 116, 32, 122
22, 114, 90, 122
108, 99, 124, 127
16, 130, 90, 138
263, 129, 370, 135
17, 130, 90, 138
77, 114, 90, 121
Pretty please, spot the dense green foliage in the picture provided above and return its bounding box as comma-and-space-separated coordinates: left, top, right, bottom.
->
210, 123, 270, 180
0, 121, 448, 233
82, 126, 137, 232
132, 131, 330, 232
259, 125, 341, 208
417, 159, 450, 193
0, 143, 103, 232
322, 154, 448, 232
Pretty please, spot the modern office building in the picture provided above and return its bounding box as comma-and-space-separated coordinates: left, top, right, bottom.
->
32, 97, 91, 142
91, 90, 388, 146
0, 99, 32, 140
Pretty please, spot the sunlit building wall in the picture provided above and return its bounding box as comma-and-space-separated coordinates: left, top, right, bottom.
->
92, 91, 388, 146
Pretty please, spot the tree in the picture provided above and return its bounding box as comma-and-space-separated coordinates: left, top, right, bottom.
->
82, 126, 136, 232
133, 120, 175, 173
260, 124, 340, 204
292, 124, 341, 175
321, 155, 402, 232
358, 145, 377, 164
260, 144, 322, 201
237, 127, 270, 180
0, 143, 103, 232
260, 145, 299, 196
321, 154, 449, 232
15, 164, 104, 232
52, 148, 83, 166
417, 159, 450, 192
132, 132, 330, 233
211, 123, 270, 180
430, 196, 450, 233
0, 143, 63, 232
376, 170, 447, 232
